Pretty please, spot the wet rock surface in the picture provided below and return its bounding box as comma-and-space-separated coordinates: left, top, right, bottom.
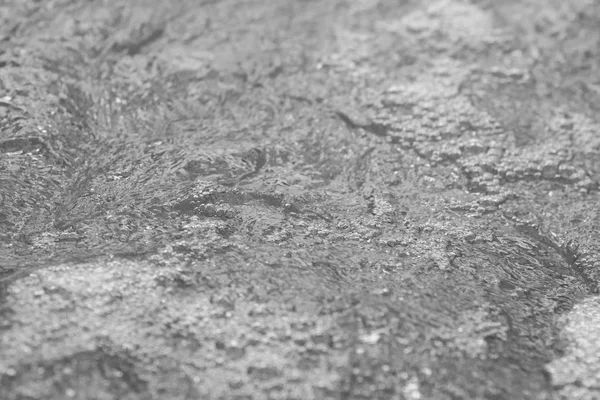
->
1, 0, 600, 399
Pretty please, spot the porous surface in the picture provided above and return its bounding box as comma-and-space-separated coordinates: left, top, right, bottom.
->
1, 1, 600, 399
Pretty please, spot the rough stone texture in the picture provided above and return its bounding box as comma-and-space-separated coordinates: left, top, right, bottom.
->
1, 0, 600, 399
546, 297, 600, 400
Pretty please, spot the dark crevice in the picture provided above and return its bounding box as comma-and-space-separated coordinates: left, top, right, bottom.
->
516, 224, 597, 294
112, 26, 165, 56
335, 111, 390, 137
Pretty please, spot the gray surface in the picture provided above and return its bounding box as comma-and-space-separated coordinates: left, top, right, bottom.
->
1, 0, 600, 399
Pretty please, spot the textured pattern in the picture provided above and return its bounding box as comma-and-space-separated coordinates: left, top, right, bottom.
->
1, 0, 600, 399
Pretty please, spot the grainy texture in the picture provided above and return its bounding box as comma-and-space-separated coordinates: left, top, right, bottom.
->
1, 0, 600, 399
